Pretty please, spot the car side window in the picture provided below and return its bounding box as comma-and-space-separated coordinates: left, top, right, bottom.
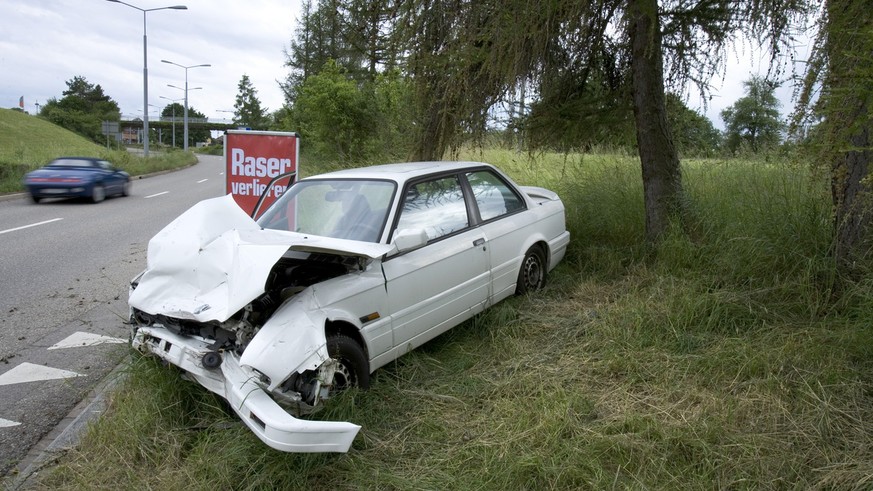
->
466, 170, 525, 221
396, 176, 469, 241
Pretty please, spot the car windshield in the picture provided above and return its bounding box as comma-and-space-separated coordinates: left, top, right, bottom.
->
48, 159, 96, 168
257, 179, 396, 243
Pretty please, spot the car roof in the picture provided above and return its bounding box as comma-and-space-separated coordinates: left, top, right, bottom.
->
51, 157, 101, 161
48, 157, 102, 165
302, 161, 495, 183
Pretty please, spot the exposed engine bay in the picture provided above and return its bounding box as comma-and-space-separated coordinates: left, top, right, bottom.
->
133, 251, 362, 353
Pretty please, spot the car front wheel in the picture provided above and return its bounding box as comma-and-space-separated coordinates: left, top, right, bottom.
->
515, 245, 547, 294
326, 335, 370, 391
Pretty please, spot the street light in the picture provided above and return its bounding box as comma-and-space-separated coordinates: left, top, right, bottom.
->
159, 95, 184, 148
106, 0, 187, 157
168, 84, 201, 149
137, 104, 160, 144
161, 59, 210, 151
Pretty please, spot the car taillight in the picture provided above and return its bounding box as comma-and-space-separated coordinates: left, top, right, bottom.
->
29, 177, 82, 183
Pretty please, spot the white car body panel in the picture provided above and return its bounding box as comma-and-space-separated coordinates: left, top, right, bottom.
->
129, 162, 569, 454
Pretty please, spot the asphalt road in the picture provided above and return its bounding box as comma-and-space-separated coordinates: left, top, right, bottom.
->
0, 154, 227, 478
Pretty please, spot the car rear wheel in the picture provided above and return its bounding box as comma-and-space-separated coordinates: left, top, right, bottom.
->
30, 195, 41, 204
326, 335, 369, 391
515, 245, 547, 295
91, 184, 105, 203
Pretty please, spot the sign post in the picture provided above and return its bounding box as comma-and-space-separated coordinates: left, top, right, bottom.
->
224, 130, 299, 218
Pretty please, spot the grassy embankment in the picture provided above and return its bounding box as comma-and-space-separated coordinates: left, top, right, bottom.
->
0, 108, 196, 193
27, 147, 873, 489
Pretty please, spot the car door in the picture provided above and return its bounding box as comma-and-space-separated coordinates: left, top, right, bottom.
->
382, 173, 489, 353
95, 160, 120, 193
464, 169, 533, 302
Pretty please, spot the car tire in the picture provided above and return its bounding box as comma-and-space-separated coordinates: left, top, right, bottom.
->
326, 335, 370, 391
515, 245, 547, 295
121, 181, 131, 197
91, 184, 105, 203
30, 195, 41, 204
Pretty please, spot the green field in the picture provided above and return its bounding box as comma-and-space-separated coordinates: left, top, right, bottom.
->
12, 144, 873, 489
0, 108, 196, 193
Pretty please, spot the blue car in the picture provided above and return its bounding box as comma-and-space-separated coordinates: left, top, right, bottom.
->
24, 157, 131, 203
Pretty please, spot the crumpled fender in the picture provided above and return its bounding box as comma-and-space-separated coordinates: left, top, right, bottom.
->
239, 287, 331, 391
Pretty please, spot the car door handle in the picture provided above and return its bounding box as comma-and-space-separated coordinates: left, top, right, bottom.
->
473, 238, 485, 247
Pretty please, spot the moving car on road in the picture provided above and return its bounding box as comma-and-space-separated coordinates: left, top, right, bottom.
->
23, 157, 130, 203
128, 161, 570, 453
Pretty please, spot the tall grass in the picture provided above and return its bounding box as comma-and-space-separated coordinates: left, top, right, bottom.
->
25, 149, 873, 490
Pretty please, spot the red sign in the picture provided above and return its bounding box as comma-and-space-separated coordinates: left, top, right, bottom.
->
225, 130, 299, 218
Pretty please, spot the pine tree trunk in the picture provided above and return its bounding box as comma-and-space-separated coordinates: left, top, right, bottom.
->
826, 0, 873, 269
628, 0, 683, 243
833, 118, 872, 265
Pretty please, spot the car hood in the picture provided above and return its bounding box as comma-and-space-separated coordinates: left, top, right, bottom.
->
129, 194, 394, 323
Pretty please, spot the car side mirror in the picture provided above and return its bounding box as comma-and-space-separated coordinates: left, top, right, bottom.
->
392, 228, 428, 253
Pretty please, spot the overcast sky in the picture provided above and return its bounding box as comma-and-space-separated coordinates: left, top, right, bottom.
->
1, 1, 805, 129
2, 0, 301, 122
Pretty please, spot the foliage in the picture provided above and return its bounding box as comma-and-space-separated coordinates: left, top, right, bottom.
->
157, 102, 208, 147
665, 93, 722, 157
40, 76, 121, 144
280, 61, 414, 163
721, 76, 784, 154
282, 0, 399, 101
29, 149, 873, 490
525, 89, 720, 157
160, 102, 185, 148
233, 74, 270, 130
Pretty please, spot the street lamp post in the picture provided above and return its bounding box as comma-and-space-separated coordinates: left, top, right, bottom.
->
137, 104, 160, 145
162, 59, 210, 151
168, 84, 202, 150
159, 95, 184, 148
106, 1, 187, 158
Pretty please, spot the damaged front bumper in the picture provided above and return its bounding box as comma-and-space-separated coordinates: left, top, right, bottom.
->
131, 326, 360, 452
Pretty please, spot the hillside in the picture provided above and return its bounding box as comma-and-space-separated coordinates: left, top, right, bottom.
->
0, 108, 105, 191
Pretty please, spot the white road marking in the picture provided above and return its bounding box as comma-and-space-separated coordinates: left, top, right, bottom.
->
0, 418, 21, 428
0, 363, 84, 386
144, 191, 169, 199
0, 218, 63, 236
48, 332, 127, 350
197, 179, 208, 183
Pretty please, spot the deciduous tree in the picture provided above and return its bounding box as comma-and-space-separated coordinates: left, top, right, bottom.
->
721, 76, 784, 153
41, 76, 120, 143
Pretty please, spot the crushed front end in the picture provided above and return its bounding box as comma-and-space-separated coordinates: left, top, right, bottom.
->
127, 195, 389, 453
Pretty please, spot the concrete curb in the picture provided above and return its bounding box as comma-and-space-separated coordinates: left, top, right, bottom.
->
4, 359, 130, 490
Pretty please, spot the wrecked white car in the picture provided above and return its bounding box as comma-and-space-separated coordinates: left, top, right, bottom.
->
129, 161, 570, 453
